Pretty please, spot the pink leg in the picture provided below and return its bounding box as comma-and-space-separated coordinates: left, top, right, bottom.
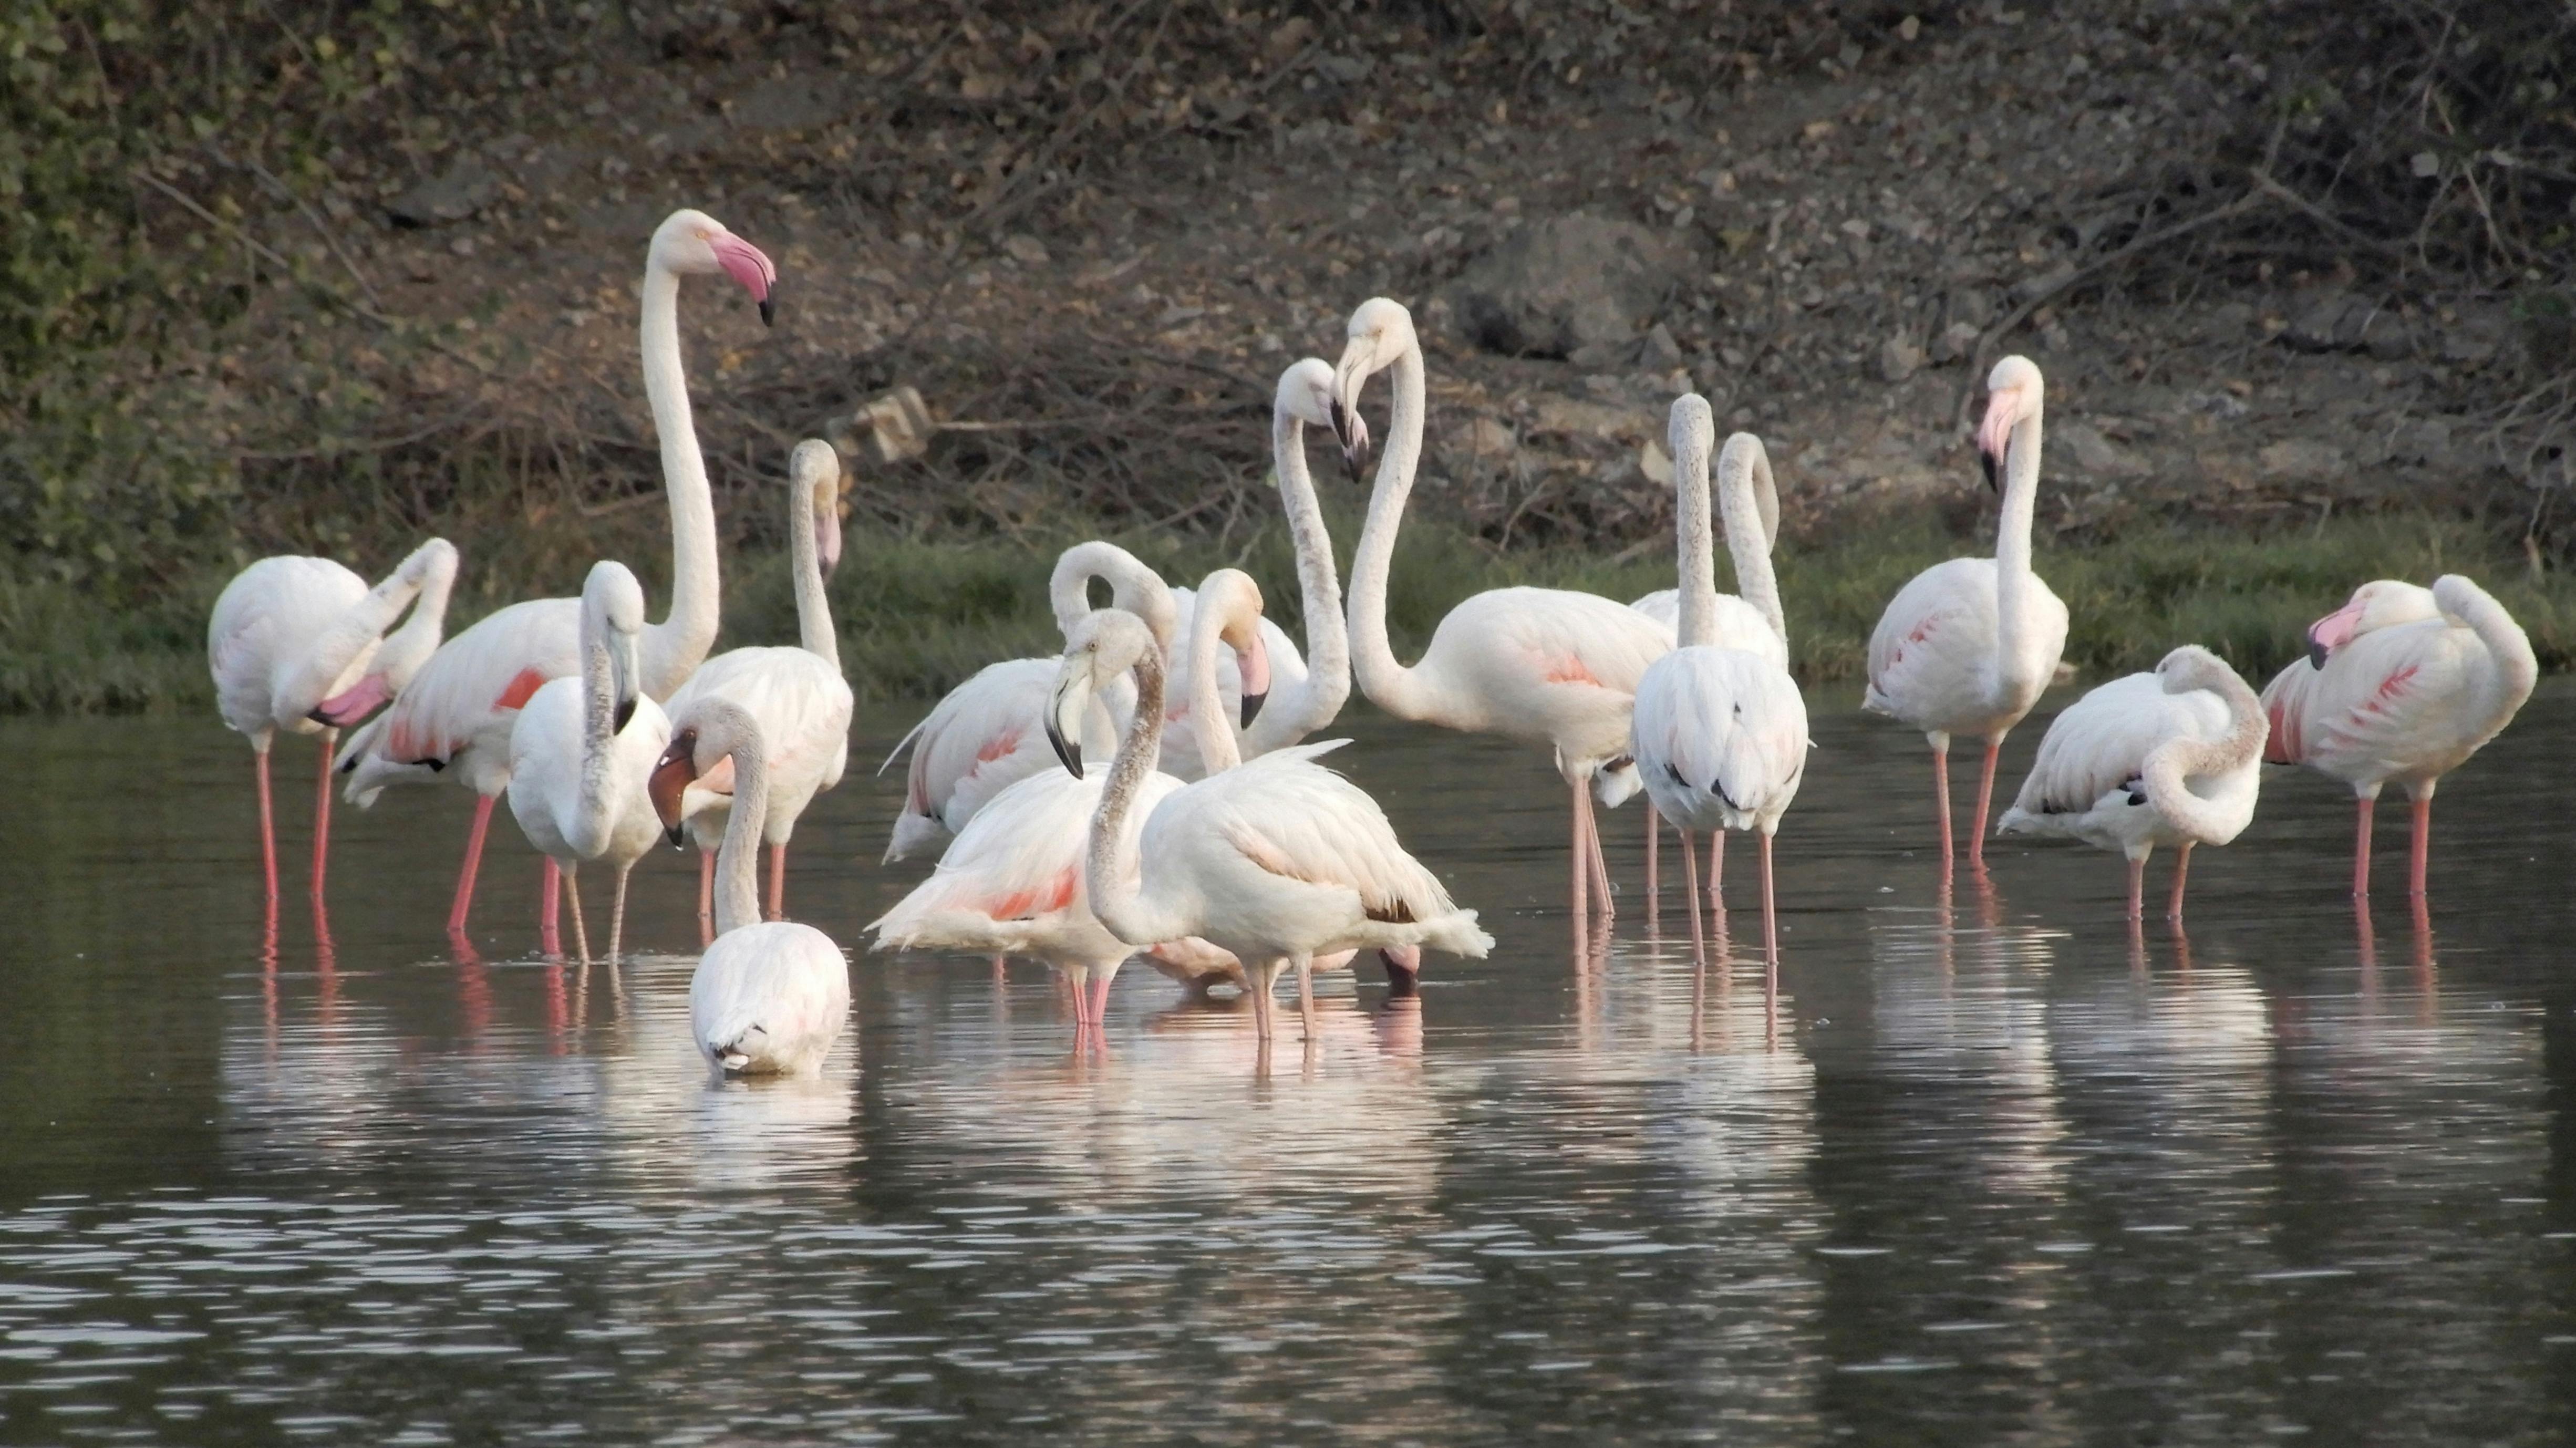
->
2126, 854, 2146, 923
448, 794, 496, 937
311, 733, 336, 904
1569, 779, 1589, 923
2408, 793, 2432, 901
1969, 738, 2002, 871
1709, 830, 1726, 915
1680, 826, 1705, 966
2352, 797, 2376, 900
1087, 970, 1113, 1027
1931, 743, 1954, 868
539, 857, 562, 957
1580, 787, 1615, 919
1644, 800, 1660, 909
697, 851, 716, 947
2167, 842, 2194, 922
254, 749, 280, 910
1757, 830, 1780, 995
767, 843, 787, 921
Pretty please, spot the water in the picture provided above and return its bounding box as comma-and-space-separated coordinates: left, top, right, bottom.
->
7, 687, 2576, 1444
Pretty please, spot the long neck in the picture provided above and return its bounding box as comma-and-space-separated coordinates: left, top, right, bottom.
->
375, 544, 457, 672
571, 624, 620, 860
1085, 649, 1191, 946
713, 725, 769, 935
1674, 431, 1719, 649
1244, 409, 1350, 754
1052, 542, 1177, 651
2442, 578, 2540, 723
2143, 669, 2267, 839
1992, 404, 2046, 700
788, 485, 837, 668
638, 262, 721, 699
1344, 338, 1439, 721
1719, 446, 1787, 649
1186, 600, 1243, 774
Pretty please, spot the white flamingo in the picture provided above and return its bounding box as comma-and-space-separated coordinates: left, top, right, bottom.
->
1864, 354, 2068, 872
1630, 402, 1807, 973
650, 698, 851, 1078
1331, 297, 1672, 920
1160, 585, 1305, 781
2258, 574, 2536, 899
1999, 645, 2267, 922
1050, 606, 1492, 1042
665, 440, 855, 928
505, 562, 673, 963
208, 537, 457, 907
339, 208, 767, 939
881, 542, 1177, 862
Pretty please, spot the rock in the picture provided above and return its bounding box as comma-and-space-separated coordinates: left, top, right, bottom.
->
1929, 320, 1981, 364
2282, 291, 2412, 358
1877, 335, 1924, 382
1001, 234, 1050, 265
2052, 421, 2143, 477
1445, 212, 1695, 358
1464, 417, 1517, 461
1641, 437, 1674, 487
2257, 438, 2345, 484
386, 157, 500, 228
1640, 323, 1684, 369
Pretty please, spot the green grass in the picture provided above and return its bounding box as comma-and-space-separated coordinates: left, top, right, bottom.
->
11, 506, 2573, 716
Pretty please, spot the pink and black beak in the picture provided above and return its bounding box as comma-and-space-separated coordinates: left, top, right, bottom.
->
1328, 394, 1372, 482
818, 492, 844, 577
309, 675, 391, 728
1235, 635, 1271, 729
1975, 385, 2020, 493
649, 729, 700, 847
1044, 672, 1089, 778
710, 232, 778, 327
2306, 597, 2367, 669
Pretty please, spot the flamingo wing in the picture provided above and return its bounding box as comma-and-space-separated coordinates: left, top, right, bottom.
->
1165, 746, 1462, 930
2295, 620, 2484, 777
1633, 647, 1808, 828
1864, 557, 1998, 723
368, 597, 581, 764
670, 647, 854, 794
2012, 674, 2225, 816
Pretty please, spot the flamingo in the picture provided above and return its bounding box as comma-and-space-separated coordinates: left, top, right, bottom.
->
649, 698, 851, 1078
1626, 404, 1788, 910
1999, 645, 2268, 922
505, 561, 673, 963
868, 571, 1271, 1035
881, 542, 1177, 862
1160, 585, 1307, 781
1049, 605, 1492, 1042
208, 537, 457, 908
2258, 574, 2536, 899
339, 208, 768, 940
665, 440, 856, 928
1864, 354, 2068, 872
1330, 297, 1672, 920
1631, 403, 1808, 971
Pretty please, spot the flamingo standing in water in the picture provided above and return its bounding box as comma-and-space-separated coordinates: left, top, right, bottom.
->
505, 562, 671, 963
666, 440, 855, 929
1051, 605, 1491, 1043
208, 537, 458, 907
1331, 297, 1671, 920
1631, 402, 1807, 974
651, 699, 851, 1077
1865, 355, 2068, 872
2258, 575, 2535, 899
339, 208, 768, 943
1999, 645, 2267, 922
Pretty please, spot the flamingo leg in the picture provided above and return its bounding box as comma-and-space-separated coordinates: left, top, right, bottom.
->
2352, 796, 2376, 900
539, 857, 563, 957
697, 850, 716, 948
2408, 793, 2432, 901
1297, 956, 1317, 1040
1568, 779, 1589, 923
1087, 967, 1114, 1027
1969, 738, 2002, 870
448, 794, 496, 937
2167, 842, 2195, 922
1757, 830, 1779, 999
1580, 784, 1615, 919
1680, 826, 1705, 967
565, 867, 592, 967
1249, 961, 1280, 1041
1709, 829, 1726, 916
767, 843, 787, 921
311, 730, 336, 905
1644, 800, 1660, 910
253, 748, 280, 910
609, 863, 633, 964
2125, 853, 2146, 923
1930, 741, 1954, 869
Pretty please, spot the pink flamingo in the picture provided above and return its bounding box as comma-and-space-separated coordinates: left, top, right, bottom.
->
338, 208, 767, 942
2258, 575, 2535, 899
208, 537, 457, 907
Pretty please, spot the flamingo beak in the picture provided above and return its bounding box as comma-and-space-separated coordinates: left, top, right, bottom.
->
649, 731, 700, 846
1235, 636, 1271, 729
1975, 384, 2019, 492
309, 674, 391, 727
2306, 598, 2367, 667
817, 494, 842, 576
1044, 675, 1090, 777
709, 232, 778, 326
1329, 347, 1375, 481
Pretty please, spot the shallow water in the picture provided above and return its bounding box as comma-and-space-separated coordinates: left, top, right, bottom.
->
6, 684, 2576, 1445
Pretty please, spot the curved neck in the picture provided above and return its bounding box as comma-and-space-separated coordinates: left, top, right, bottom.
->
1993, 403, 2045, 699
1344, 335, 1439, 721
1186, 596, 1243, 774
2441, 580, 2540, 720
1051, 542, 1177, 651
1085, 648, 1191, 946
638, 262, 722, 699
713, 723, 770, 935
788, 483, 838, 668
1244, 406, 1350, 753
374, 543, 458, 676
2143, 668, 2265, 839
1719, 442, 1787, 649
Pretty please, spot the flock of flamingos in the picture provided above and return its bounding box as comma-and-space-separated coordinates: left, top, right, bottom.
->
208, 208, 2541, 1077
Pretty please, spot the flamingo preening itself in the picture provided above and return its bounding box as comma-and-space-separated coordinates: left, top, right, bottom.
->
1999, 645, 2267, 923
1864, 355, 2069, 873
1629, 400, 1807, 975
651, 698, 852, 1078
337, 209, 768, 942
2258, 575, 2536, 900
208, 537, 457, 908
1331, 297, 1671, 922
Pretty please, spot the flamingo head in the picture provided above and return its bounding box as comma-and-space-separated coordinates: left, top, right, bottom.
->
2155, 644, 2233, 694
790, 439, 844, 575
1975, 355, 2044, 492
309, 674, 391, 728
1276, 357, 1339, 447
581, 562, 647, 734
649, 728, 701, 847
651, 209, 778, 326
1198, 568, 1272, 729
2302, 580, 2436, 667
1331, 297, 1416, 481
1668, 394, 1716, 485
1046, 609, 1159, 777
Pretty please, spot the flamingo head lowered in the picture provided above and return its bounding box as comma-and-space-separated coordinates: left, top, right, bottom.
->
1191, 567, 1275, 729
309, 537, 461, 728
1330, 297, 1417, 481
2303, 579, 2441, 667
652, 209, 779, 326
648, 698, 756, 848
1975, 354, 2044, 492
1043, 609, 1161, 776
790, 438, 844, 575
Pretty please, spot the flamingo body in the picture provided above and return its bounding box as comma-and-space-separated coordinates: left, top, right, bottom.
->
2000, 671, 2259, 857
209, 557, 375, 745
667, 647, 852, 847
887, 658, 1131, 861
1630, 589, 1786, 671
1864, 556, 2068, 743
344, 598, 583, 801
2259, 578, 2534, 798
1400, 586, 1673, 780
1633, 647, 1808, 836
691, 922, 851, 1075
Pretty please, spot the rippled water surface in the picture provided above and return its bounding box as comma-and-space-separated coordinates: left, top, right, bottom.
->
8, 687, 2576, 1444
